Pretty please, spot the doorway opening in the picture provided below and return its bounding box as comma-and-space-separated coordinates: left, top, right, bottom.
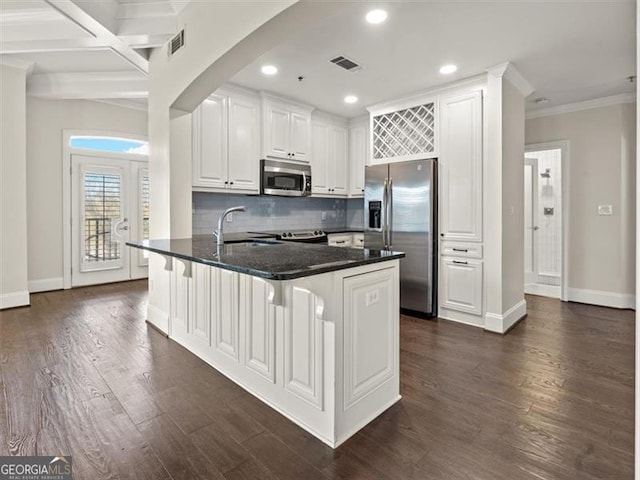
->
63, 132, 149, 289
524, 142, 569, 300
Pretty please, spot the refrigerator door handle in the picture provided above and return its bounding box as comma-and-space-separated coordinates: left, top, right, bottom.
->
388, 177, 393, 249
382, 178, 388, 249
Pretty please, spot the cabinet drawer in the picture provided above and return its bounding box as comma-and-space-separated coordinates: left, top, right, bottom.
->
441, 242, 483, 259
441, 258, 483, 315
353, 233, 364, 248
328, 234, 353, 247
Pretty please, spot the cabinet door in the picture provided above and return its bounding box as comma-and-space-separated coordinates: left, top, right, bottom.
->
343, 267, 397, 409
228, 95, 259, 192
439, 91, 483, 242
214, 268, 239, 360
349, 124, 366, 196
284, 287, 324, 409
311, 121, 330, 194
189, 262, 211, 347
193, 95, 228, 188
265, 102, 290, 159
330, 125, 348, 196
441, 258, 483, 315
290, 112, 311, 161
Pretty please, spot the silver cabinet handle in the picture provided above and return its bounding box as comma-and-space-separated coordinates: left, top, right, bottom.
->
452, 248, 468, 252
453, 260, 468, 265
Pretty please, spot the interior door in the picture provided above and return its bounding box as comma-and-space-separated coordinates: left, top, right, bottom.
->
524, 157, 539, 287
71, 154, 148, 286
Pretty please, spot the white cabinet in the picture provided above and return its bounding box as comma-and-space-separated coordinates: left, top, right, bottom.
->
262, 95, 313, 162
348, 121, 367, 196
327, 233, 353, 247
192, 94, 227, 189
192, 88, 260, 193
311, 115, 348, 197
167, 257, 401, 448
441, 258, 483, 315
343, 266, 397, 410
439, 90, 483, 242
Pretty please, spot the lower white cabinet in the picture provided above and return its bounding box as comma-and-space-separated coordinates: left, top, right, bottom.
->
167, 258, 400, 448
441, 257, 483, 315
327, 232, 364, 249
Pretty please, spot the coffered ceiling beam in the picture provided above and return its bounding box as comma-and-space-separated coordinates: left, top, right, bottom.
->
0, 38, 109, 54
43, 0, 149, 74
28, 71, 148, 99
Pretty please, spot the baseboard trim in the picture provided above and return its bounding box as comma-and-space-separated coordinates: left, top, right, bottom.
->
146, 303, 169, 335
567, 288, 635, 309
525, 283, 561, 298
28, 277, 64, 293
0, 290, 30, 309
484, 299, 527, 334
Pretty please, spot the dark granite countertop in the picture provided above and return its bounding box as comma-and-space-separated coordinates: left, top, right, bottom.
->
126, 235, 403, 280
248, 228, 364, 236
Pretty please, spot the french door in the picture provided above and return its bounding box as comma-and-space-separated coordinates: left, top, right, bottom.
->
71, 154, 149, 287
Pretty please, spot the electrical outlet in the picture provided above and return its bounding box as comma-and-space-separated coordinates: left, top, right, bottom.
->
321, 211, 327, 221
366, 289, 379, 306
226, 213, 233, 222
598, 205, 613, 216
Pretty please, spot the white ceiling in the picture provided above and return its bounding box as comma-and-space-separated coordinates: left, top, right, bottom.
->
230, 1, 636, 118
0, 1, 634, 113
0, 0, 190, 96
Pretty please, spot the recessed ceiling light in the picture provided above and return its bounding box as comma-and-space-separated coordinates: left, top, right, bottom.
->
439, 64, 457, 75
261, 65, 278, 75
344, 95, 358, 104
366, 9, 387, 24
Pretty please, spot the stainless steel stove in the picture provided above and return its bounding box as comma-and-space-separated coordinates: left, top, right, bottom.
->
278, 230, 327, 243
253, 230, 328, 244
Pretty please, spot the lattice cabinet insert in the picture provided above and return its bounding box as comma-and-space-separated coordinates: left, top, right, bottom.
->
372, 102, 436, 161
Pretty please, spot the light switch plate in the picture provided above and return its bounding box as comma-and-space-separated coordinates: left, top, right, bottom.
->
598, 205, 613, 216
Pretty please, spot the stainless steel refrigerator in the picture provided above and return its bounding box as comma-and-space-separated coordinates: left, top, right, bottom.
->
364, 159, 437, 317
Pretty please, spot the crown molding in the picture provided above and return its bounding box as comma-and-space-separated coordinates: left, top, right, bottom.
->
486, 62, 535, 98
525, 93, 636, 120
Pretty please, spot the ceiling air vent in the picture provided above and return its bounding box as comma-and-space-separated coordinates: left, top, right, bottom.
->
168, 29, 185, 57
330, 55, 362, 72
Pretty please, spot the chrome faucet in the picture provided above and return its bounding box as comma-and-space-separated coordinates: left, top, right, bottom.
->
213, 206, 246, 246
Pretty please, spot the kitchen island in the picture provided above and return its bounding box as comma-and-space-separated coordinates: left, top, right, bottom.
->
127, 236, 404, 448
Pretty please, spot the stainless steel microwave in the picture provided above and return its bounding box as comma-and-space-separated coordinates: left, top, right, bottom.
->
261, 159, 312, 197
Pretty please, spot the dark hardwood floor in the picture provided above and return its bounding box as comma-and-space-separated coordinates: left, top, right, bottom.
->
0, 280, 634, 479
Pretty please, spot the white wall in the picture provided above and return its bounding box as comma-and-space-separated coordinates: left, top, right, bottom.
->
0, 65, 29, 308
484, 66, 528, 332
526, 102, 636, 307
25, 98, 147, 289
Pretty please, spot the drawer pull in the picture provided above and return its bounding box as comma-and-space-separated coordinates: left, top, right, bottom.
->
452, 248, 468, 252
453, 260, 468, 265
336, 240, 346, 244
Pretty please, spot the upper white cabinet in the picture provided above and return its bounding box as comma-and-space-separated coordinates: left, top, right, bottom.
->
262, 94, 313, 162
439, 90, 483, 242
192, 88, 260, 193
311, 114, 348, 197
369, 98, 437, 164
192, 93, 228, 189
348, 120, 368, 196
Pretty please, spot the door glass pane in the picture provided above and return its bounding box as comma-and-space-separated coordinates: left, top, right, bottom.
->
140, 171, 150, 260
84, 172, 121, 264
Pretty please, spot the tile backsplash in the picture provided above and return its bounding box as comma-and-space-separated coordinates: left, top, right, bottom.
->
193, 193, 365, 235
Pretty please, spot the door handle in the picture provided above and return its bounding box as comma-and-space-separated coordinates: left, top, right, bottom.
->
382, 178, 388, 249
387, 177, 393, 249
